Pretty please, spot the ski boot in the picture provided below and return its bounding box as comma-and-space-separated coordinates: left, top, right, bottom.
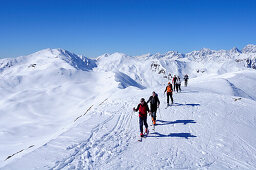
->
145, 128, 149, 136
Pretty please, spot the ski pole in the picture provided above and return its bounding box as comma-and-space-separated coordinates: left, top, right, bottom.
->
158, 107, 161, 119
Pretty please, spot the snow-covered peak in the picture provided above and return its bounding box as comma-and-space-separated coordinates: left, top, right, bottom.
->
96, 53, 110, 60
135, 53, 151, 59
163, 51, 184, 59
242, 44, 256, 53
95, 52, 133, 72
229, 47, 241, 54
137, 51, 183, 60
109, 52, 127, 58
96, 52, 128, 61
199, 48, 214, 55
0, 48, 96, 74
34, 48, 95, 71
186, 48, 213, 57
56, 49, 97, 71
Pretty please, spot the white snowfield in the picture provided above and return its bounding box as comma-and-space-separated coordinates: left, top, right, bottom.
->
0, 45, 256, 169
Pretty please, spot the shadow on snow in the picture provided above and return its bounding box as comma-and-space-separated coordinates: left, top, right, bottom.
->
148, 132, 197, 139
148, 120, 197, 139
156, 119, 196, 126
177, 90, 199, 94
171, 103, 200, 107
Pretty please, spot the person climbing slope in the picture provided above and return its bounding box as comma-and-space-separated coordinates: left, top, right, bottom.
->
184, 74, 189, 87
147, 91, 160, 126
133, 98, 150, 137
164, 82, 174, 106
176, 76, 181, 92
172, 75, 177, 92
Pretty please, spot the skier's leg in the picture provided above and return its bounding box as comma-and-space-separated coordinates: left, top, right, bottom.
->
144, 116, 148, 129
171, 92, 173, 104
139, 117, 143, 134
153, 111, 156, 121
150, 110, 154, 122
167, 94, 169, 104
153, 111, 156, 124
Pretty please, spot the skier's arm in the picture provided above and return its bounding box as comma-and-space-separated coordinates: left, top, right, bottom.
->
164, 87, 167, 93
133, 104, 140, 112
146, 104, 151, 114
146, 96, 152, 104
157, 96, 160, 106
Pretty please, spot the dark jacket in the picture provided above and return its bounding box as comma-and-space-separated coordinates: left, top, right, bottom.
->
147, 95, 160, 112
135, 102, 149, 117
184, 75, 189, 80
172, 77, 177, 84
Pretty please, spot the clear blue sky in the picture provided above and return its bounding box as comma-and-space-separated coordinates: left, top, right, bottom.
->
0, 0, 255, 58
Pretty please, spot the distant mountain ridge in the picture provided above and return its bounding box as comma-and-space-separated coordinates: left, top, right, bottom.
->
0, 45, 255, 88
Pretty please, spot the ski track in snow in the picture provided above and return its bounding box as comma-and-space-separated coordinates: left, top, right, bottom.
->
2, 85, 256, 169
51, 99, 136, 169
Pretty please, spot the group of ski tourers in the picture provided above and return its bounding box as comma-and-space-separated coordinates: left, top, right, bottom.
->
133, 74, 189, 138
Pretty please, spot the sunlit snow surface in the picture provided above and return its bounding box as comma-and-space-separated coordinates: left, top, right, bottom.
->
0, 47, 256, 169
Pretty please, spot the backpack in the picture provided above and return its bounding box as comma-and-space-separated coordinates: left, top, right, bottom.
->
176, 79, 181, 84
167, 85, 172, 92
139, 103, 148, 117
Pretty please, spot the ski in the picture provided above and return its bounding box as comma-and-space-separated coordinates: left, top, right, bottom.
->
151, 121, 155, 130
165, 103, 173, 109
138, 134, 147, 142
144, 129, 149, 137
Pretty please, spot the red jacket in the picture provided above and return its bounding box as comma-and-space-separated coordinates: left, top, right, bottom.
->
135, 103, 149, 117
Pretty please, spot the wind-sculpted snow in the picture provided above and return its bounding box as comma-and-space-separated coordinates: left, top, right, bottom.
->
56, 49, 96, 71
114, 71, 145, 89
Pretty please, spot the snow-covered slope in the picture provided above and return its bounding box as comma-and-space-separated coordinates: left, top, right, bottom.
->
0, 45, 256, 169
0, 49, 118, 167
